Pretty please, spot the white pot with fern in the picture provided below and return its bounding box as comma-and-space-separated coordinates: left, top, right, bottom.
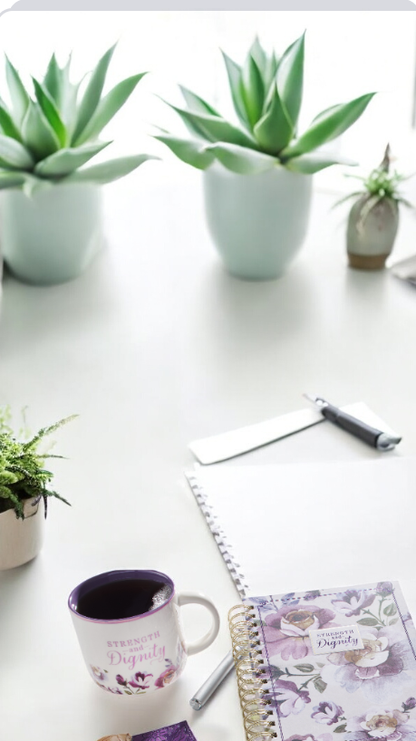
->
0, 46, 156, 285
157, 35, 375, 280
0, 409, 74, 570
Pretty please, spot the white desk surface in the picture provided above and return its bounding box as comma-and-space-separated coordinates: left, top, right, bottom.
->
0, 165, 416, 741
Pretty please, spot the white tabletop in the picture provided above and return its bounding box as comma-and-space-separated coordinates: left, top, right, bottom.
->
0, 164, 416, 741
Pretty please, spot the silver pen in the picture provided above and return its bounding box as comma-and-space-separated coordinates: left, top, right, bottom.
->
189, 650, 235, 710
304, 394, 402, 450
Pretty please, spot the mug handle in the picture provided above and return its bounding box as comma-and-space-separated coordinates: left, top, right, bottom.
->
177, 592, 220, 656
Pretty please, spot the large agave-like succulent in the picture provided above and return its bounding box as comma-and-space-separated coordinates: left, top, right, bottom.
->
0, 44, 155, 194
156, 34, 375, 175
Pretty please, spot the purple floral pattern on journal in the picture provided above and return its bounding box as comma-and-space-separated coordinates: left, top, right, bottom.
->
132, 721, 197, 740
345, 708, 416, 741
269, 679, 312, 716
250, 582, 416, 740
263, 603, 337, 660
311, 701, 345, 725
323, 627, 414, 702
331, 590, 376, 618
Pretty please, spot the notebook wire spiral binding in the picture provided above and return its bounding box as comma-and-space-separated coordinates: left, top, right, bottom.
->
228, 604, 277, 741
185, 470, 250, 598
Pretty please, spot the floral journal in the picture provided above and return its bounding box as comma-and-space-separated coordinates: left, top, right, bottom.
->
228, 582, 416, 741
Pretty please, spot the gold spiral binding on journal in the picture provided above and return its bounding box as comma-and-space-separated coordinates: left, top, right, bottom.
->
228, 604, 277, 741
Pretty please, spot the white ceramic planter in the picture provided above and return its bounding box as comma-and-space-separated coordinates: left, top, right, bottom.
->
203, 165, 313, 280
0, 183, 103, 285
0, 496, 45, 570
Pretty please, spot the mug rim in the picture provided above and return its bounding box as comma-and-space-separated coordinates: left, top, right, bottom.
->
68, 569, 175, 624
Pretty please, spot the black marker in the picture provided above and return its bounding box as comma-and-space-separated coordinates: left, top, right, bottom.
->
304, 394, 402, 451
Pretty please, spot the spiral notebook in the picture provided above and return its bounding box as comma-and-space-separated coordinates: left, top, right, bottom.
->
185, 457, 416, 600
228, 581, 416, 741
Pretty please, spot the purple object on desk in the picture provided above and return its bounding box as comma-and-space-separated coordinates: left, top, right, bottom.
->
133, 721, 197, 741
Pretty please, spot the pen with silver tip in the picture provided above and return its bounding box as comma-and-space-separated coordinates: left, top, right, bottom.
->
189, 650, 235, 711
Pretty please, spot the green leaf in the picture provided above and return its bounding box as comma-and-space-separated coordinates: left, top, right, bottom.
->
286, 152, 357, 174
383, 604, 397, 617
20, 172, 53, 198
5, 55, 30, 126
74, 73, 147, 146
72, 43, 117, 144
179, 85, 220, 117
0, 170, 26, 189
64, 153, 158, 185
294, 663, 314, 673
155, 134, 214, 170
221, 51, 250, 129
357, 617, 379, 626
206, 142, 278, 174
334, 725, 347, 733
389, 618, 399, 625
313, 678, 327, 694
264, 50, 279, 93
277, 32, 305, 128
34, 141, 111, 177
254, 83, 293, 154
51, 54, 81, 137
0, 103, 22, 141
0, 135, 34, 170
310, 103, 343, 126
21, 100, 60, 160
166, 104, 256, 148
24, 414, 78, 450
43, 53, 61, 103
281, 93, 375, 159
249, 37, 268, 78
241, 54, 264, 129
32, 78, 67, 147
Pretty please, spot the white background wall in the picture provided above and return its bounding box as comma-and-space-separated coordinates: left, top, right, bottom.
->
0, 11, 415, 192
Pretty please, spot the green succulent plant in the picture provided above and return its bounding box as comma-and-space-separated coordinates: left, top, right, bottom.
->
0, 408, 76, 519
0, 44, 156, 195
155, 34, 375, 176
337, 144, 413, 225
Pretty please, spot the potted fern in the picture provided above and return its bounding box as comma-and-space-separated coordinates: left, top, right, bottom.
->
0, 45, 156, 285
156, 35, 375, 280
0, 408, 75, 570
342, 145, 412, 269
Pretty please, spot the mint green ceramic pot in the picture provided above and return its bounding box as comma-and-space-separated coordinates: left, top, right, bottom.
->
203, 165, 313, 280
1, 183, 103, 285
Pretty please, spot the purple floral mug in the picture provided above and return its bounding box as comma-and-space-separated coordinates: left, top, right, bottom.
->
68, 569, 220, 696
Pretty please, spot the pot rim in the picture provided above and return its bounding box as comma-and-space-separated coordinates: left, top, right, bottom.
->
0, 495, 43, 520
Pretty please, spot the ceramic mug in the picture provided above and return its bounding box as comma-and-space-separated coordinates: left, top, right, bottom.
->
68, 569, 220, 696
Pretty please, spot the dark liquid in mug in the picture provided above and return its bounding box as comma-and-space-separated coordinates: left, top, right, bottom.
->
76, 578, 171, 620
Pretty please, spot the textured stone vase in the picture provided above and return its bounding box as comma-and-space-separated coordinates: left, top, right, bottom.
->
347, 195, 399, 270
203, 165, 313, 280
1, 183, 103, 285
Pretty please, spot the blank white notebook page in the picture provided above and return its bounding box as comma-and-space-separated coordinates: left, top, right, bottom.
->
187, 457, 416, 608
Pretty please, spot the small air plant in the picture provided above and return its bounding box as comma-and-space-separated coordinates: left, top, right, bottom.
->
0, 408, 76, 519
155, 34, 375, 175
0, 45, 155, 195
338, 145, 413, 269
